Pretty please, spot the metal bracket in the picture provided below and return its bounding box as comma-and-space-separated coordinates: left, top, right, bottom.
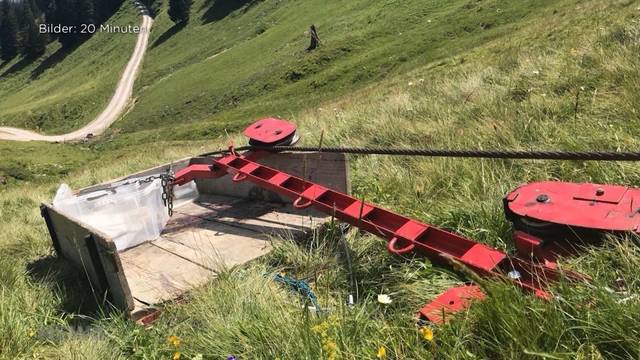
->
418, 285, 485, 324
84, 234, 113, 306
40, 204, 63, 257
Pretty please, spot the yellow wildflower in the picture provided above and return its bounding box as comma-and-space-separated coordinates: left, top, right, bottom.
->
172, 351, 181, 360
311, 322, 329, 336
28, 329, 36, 338
323, 340, 337, 352
419, 327, 434, 342
167, 335, 181, 347
377, 346, 386, 359
313, 316, 339, 360
322, 339, 338, 360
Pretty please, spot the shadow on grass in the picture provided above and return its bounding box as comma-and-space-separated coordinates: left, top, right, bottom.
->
200, 0, 262, 24
0, 59, 12, 71
27, 256, 106, 317
151, 22, 187, 48
0, 56, 35, 78
30, 42, 81, 80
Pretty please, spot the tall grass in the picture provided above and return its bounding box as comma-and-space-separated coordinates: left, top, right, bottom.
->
1, 0, 640, 358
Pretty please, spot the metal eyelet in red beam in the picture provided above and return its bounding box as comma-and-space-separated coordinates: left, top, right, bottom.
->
387, 237, 416, 255
232, 173, 248, 182
293, 197, 314, 209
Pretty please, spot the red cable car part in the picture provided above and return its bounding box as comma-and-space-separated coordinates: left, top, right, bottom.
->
174, 149, 269, 185
174, 152, 584, 323
243, 118, 298, 145
176, 118, 297, 184
505, 181, 640, 263
505, 181, 640, 232
418, 285, 485, 324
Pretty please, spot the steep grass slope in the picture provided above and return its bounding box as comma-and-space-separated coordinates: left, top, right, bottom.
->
112, 0, 562, 136
0, 2, 139, 134
2, 0, 640, 359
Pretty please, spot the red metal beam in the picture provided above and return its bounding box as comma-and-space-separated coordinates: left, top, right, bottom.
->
184, 154, 576, 288
174, 151, 586, 323
174, 149, 269, 186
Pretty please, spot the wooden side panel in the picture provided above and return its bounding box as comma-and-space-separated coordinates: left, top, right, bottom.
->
90, 232, 135, 312
193, 152, 350, 201
42, 205, 134, 312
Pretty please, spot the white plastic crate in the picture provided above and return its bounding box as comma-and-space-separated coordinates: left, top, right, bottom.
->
52, 178, 198, 250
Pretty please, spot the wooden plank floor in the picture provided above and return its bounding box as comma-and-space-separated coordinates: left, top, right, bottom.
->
119, 195, 325, 307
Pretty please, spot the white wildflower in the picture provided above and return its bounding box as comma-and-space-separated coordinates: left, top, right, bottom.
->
377, 294, 392, 304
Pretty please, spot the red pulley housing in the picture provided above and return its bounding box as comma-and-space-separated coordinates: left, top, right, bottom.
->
243, 118, 299, 146
505, 181, 640, 232
504, 181, 640, 261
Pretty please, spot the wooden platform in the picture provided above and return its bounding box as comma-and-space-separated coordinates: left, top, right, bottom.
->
120, 195, 325, 310
40, 152, 349, 317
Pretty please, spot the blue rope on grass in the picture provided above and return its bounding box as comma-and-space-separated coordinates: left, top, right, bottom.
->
273, 273, 321, 311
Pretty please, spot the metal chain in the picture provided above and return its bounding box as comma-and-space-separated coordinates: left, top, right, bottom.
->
114, 174, 162, 188
108, 172, 175, 217
160, 173, 175, 217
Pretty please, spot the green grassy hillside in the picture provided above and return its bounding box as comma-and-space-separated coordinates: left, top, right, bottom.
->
0, 2, 139, 134
2, 0, 640, 359
115, 0, 563, 136
2, 0, 569, 138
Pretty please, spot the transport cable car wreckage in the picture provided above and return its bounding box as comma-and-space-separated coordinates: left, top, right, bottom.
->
41, 118, 640, 325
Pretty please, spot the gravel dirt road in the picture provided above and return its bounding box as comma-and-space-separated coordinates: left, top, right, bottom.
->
0, 3, 153, 142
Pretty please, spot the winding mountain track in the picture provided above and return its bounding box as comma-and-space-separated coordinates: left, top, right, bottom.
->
0, 2, 153, 142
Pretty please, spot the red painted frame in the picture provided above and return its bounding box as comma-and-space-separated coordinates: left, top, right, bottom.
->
174, 152, 585, 323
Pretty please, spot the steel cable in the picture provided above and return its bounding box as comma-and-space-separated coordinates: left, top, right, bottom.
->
246, 146, 640, 161
200, 145, 640, 161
